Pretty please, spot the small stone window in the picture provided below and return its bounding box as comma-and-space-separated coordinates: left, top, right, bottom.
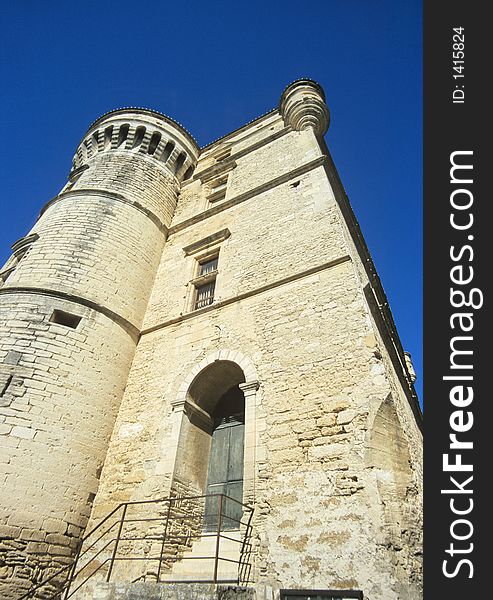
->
207, 175, 229, 204
214, 147, 231, 162
183, 230, 230, 313
12, 233, 40, 262
193, 255, 219, 310
49, 310, 82, 329
195, 280, 216, 310
198, 256, 218, 277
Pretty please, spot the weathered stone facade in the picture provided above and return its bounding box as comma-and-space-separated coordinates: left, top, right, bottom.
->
0, 80, 422, 600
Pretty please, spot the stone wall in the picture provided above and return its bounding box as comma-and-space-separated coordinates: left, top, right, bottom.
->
5, 193, 165, 328
69, 152, 179, 229
0, 294, 135, 598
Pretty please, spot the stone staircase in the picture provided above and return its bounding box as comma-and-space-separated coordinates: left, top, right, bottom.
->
162, 530, 243, 583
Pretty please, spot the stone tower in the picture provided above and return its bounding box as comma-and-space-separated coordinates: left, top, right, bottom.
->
0, 81, 422, 600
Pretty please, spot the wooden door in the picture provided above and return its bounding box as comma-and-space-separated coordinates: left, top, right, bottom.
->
204, 414, 244, 530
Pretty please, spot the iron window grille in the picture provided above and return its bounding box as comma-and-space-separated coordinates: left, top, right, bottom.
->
192, 255, 219, 310
195, 280, 216, 309
199, 256, 218, 276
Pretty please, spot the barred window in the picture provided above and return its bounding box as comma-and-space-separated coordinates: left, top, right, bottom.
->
195, 280, 216, 310
192, 254, 219, 310
199, 256, 218, 276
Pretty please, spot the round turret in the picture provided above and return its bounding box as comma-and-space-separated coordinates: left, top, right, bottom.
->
5, 110, 199, 326
0, 108, 198, 597
280, 79, 330, 135
71, 109, 199, 184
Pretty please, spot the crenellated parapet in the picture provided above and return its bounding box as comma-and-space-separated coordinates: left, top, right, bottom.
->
71, 108, 200, 183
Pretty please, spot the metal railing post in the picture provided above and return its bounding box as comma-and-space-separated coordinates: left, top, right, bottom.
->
213, 494, 223, 583
62, 539, 83, 600
105, 503, 127, 582
239, 505, 254, 585
156, 498, 173, 582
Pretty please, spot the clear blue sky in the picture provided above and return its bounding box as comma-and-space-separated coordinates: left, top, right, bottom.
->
0, 1, 422, 401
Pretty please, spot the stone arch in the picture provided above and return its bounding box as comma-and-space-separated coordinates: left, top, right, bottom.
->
169, 350, 259, 505
175, 350, 258, 406
366, 396, 422, 598
366, 395, 417, 546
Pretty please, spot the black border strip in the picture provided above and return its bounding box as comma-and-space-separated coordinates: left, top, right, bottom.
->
424, 2, 487, 597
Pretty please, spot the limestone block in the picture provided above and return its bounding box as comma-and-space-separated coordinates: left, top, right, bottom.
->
337, 409, 357, 425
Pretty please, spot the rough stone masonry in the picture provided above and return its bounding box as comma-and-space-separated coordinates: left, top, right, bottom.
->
0, 80, 422, 600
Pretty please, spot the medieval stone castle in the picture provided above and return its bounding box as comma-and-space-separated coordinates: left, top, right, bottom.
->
0, 80, 422, 600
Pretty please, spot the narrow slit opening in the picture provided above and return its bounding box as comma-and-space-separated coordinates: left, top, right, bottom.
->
147, 132, 162, 155
183, 166, 194, 181
91, 131, 100, 153
160, 141, 175, 163
0, 375, 13, 397
117, 124, 130, 147
132, 126, 146, 149
103, 126, 113, 149
174, 152, 186, 175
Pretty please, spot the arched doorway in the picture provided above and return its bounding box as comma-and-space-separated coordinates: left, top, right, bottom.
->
171, 359, 252, 531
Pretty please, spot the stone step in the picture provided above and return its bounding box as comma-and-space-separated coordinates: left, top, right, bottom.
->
161, 560, 239, 583
182, 534, 242, 554
162, 531, 243, 582
92, 582, 255, 599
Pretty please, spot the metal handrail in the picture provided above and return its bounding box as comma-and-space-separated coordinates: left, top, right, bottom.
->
18, 493, 254, 600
